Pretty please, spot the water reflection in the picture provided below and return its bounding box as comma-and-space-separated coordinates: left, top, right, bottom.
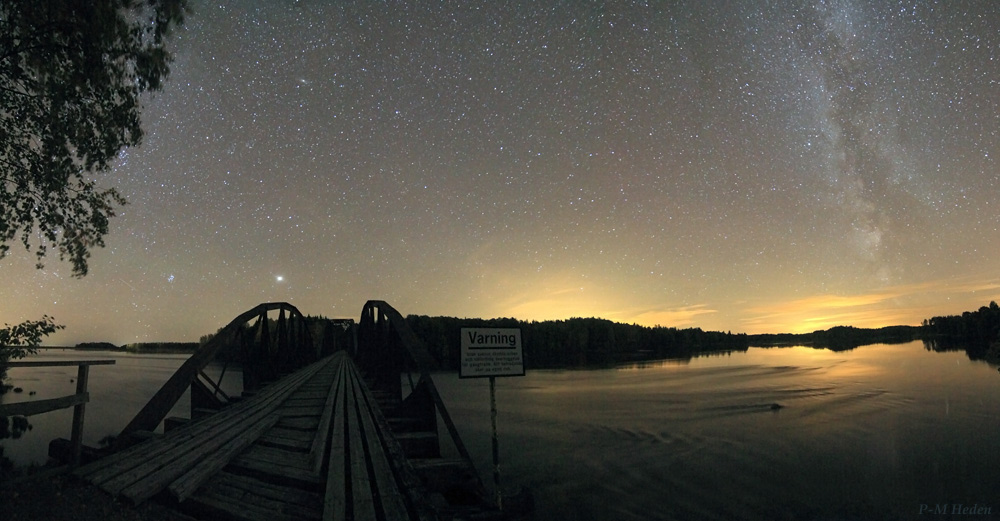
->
616, 358, 691, 371
433, 341, 1000, 521
0, 349, 242, 467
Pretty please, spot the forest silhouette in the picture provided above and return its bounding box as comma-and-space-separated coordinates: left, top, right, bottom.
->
406, 301, 1000, 369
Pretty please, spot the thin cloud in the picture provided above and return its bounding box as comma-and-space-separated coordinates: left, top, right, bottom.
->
627, 305, 718, 328
741, 277, 1000, 334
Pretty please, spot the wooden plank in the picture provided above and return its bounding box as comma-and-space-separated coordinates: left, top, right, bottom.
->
79, 366, 290, 479
310, 355, 345, 474
258, 437, 312, 452
0, 393, 88, 417
77, 356, 329, 483
212, 470, 321, 507
231, 450, 324, 491
352, 359, 439, 521
290, 390, 331, 400
409, 458, 474, 472
186, 488, 314, 521
277, 417, 320, 431
348, 365, 410, 520
81, 356, 332, 499
322, 358, 349, 521
279, 406, 322, 418
299, 380, 334, 387
238, 444, 312, 470
291, 391, 329, 399
120, 404, 284, 503
205, 479, 322, 520
345, 367, 377, 521
6, 360, 115, 367
167, 414, 282, 502
284, 399, 327, 408
83, 389, 276, 486
263, 426, 315, 442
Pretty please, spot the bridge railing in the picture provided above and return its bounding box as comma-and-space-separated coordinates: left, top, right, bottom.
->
356, 300, 484, 491
0, 359, 116, 466
118, 302, 316, 441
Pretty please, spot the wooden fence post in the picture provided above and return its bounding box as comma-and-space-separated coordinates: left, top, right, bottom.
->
70, 364, 90, 467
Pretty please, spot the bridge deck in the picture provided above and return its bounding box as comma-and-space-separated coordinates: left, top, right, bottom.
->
73, 352, 460, 521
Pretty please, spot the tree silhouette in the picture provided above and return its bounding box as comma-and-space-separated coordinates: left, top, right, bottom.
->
1, 0, 187, 276
0, 0, 186, 382
0, 316, 62, 392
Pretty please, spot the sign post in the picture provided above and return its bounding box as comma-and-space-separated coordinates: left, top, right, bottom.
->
460, 327, 524, 510
489, 375, 500, 509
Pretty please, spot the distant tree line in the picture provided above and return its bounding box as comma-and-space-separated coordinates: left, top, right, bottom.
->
405, 315, 750, 369
922, 301, 1000, 347
921, 301, 1000, 362
749, 325, 920, 351
197, 314, 349, 360
748, 302, 1000, 363
74, 342, 121, 351
122, 342, 199, 353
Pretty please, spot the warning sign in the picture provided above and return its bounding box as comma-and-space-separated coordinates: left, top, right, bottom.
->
460, 328, 524, 378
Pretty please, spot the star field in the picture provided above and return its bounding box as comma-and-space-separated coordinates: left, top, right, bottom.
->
3, 0, 1000, 343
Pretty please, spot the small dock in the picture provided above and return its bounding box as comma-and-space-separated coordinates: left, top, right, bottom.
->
70, 301, 507, 521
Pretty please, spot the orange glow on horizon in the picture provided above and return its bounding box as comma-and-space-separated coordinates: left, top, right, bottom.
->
485, 275, 1000, 335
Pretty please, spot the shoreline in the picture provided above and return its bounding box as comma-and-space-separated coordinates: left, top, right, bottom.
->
31, 345, 199, 354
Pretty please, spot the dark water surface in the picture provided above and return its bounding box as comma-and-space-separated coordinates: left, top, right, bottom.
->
3, 343, 999, 520
434, 343, 1000, 520
0, 349, 237, 466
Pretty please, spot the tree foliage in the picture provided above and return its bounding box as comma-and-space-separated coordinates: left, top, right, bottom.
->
0, 315, 63, 392
1, 1, 187, 391
923, 301, 1000, 348
1, 0, 187, 276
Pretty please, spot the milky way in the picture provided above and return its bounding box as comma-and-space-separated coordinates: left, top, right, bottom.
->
2, 0, 999, 343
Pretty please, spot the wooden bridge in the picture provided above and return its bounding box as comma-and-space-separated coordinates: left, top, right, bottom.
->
71, 301, 509, 521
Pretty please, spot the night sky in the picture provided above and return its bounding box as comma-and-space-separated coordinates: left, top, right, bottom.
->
3, 0, 1000, 345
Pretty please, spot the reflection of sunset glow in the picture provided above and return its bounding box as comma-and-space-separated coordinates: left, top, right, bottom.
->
745, 346, 884, 378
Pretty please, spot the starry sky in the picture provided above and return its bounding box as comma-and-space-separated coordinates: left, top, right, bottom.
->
3, 0, 1000, 345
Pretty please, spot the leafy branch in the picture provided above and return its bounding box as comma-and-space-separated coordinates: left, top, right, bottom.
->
0, 0, 187, 277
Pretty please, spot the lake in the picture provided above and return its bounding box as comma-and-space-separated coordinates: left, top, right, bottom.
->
0, 349, 238, 466
3, 342, 999, 520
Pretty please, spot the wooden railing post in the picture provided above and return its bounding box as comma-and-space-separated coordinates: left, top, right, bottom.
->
119, 303, 313, 439
0, 360, 114, 466
70, 364, 90, 467
357, 300, 486, 498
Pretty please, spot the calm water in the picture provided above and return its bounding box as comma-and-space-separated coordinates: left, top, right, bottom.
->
0, 349, 239, 466
4, 343, 999, 520
433, 342, 1000, 521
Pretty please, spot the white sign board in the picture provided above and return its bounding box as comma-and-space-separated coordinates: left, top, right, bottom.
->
460, 328, 524, 378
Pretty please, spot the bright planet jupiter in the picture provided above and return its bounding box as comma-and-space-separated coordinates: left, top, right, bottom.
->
2, 0, 1000, 345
